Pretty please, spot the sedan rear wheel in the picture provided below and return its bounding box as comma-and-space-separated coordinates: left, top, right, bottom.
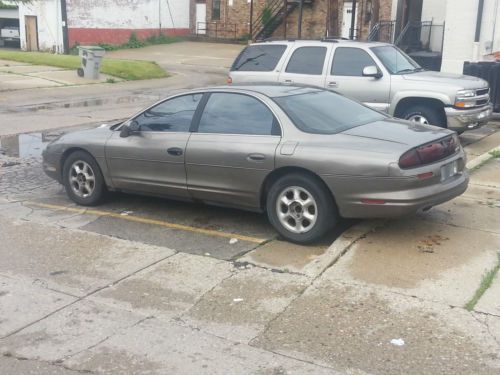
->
63, 151, 105, 206
267, 173, 338, 244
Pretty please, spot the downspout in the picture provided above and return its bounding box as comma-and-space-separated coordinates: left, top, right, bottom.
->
61, 0, 69, 54
472, 0, 485, 61
350, 0, 357, 39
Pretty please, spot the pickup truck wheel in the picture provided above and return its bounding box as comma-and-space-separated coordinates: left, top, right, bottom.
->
402, 105, 446, 128
266, 173, 338, 244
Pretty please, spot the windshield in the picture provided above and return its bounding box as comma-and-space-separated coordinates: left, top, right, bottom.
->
371, 46, 422, 74
273, 90, 386, 134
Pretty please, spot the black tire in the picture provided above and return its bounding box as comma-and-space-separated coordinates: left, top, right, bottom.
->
62, 151, 106, 206
266, 173, 338, 244
402, 105, 446, 128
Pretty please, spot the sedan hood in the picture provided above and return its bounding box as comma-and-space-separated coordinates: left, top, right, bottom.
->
403, 71, 488, 89
341, 119, 453, 147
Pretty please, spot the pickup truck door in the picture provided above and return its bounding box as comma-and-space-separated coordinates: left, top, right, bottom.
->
278, 45, 332, 88
326, 46, 391, 113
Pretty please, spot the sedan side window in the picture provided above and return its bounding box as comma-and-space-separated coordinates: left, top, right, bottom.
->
331, 47, 377, 76
134, 94, 203, 132
286, 47, 327, 75
198, 93, 279, 136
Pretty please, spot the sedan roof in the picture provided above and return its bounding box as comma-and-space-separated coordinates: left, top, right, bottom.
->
195, 84, 324, 98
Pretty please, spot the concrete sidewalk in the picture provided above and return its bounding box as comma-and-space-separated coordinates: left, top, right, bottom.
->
0, 59, 121, 91
0, 148, 499, 374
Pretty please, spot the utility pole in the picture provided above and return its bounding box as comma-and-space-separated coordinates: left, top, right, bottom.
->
349, 0, 357, 39
61, 0, 69, 54
297, 0, 304, 38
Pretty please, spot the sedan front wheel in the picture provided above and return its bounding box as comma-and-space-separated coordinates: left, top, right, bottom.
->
266, 173, 338, 244
62, 151, 106, 206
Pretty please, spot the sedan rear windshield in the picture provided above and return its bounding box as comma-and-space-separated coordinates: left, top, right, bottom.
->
231, 44, 287, 72
273, 90, 386, 134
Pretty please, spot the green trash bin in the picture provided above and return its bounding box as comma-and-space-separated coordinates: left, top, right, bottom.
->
77, 46, 105, 79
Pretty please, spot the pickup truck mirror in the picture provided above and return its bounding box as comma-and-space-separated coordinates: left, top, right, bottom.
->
362, 66, 382, 79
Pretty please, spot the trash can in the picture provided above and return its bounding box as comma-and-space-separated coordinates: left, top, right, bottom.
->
77, 46, 105, 79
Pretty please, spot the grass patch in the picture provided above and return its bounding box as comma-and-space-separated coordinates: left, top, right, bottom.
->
0, 50, 167, 81
489, 150, 500, 158
464, 253, 500, 311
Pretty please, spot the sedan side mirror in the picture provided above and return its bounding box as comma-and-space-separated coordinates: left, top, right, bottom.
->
362, 65, 383, 79
119, 120, 140, 138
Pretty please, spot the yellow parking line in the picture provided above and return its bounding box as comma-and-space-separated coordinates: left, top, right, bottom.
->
26, 201, 267, 244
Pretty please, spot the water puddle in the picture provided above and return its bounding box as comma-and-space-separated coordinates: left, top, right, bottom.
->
0, 132, 62, 158
0, 94, 160, 114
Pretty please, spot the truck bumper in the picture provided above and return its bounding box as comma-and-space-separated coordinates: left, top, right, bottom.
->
445, 104, 493, 132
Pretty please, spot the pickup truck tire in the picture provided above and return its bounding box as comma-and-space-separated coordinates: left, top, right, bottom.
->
402, 105, 446, 128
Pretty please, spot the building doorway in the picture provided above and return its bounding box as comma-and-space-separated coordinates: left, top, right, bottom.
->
341, 2, 357, 39
24, 15, 38, 51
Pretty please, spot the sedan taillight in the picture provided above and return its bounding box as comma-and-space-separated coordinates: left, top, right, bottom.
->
399, 134, 460, 169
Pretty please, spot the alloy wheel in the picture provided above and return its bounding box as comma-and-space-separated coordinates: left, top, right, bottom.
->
407, 114, 430, 125
69, 160, 95, 198
276, 186, 318, 234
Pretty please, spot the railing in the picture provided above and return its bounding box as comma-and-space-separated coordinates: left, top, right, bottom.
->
368, 20, 396, 43
196, 22, 237, 40
251, 0, 289, 41
395, 21, 445, 53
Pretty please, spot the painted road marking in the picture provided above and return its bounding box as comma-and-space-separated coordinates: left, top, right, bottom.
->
26, 201, 267, 244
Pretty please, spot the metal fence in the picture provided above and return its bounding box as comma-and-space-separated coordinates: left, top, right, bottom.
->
196, 22, 238, 40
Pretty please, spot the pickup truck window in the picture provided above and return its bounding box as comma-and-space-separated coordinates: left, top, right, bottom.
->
231, 45, 287, 72
285, 47, 327, 75
273, 90, 386, 134
331, 47, 376, 76
371, 46, 421, 74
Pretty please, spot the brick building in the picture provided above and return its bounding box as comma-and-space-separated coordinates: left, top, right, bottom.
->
13, 0, 190, 53
197, 0, 394, 40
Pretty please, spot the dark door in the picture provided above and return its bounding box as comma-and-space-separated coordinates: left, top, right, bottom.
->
105, 93, 203, 198
186, 92, 281, 209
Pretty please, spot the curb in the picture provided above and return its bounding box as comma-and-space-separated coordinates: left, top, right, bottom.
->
466, 144, 500, 170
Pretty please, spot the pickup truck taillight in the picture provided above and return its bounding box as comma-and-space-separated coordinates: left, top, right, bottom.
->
399, 134, 460, 169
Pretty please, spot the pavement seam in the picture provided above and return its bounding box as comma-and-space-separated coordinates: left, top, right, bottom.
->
247, 222, 384, 349
469, 312, 500, 349
0, 251, 178, 340
1, 353, 94, 374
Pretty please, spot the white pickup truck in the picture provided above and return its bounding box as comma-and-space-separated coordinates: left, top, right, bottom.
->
0, 25, 20, 44
228, 39, 493, 133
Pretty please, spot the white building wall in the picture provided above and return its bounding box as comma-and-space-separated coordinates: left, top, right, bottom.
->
66, 0, 189, 30
18, 0, 63, 52
441, 0, 499, 73
421, 0, 446, 23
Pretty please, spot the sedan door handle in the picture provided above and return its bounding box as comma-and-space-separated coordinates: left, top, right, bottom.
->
167, 147, 183, 156
284, 79, 293, 84
247, 153, 266, 162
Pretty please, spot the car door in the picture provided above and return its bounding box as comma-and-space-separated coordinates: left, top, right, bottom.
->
326, 46, 391, 112
105, 93, 203, 198
278, 45, 330, 88
186, 92, 281, 210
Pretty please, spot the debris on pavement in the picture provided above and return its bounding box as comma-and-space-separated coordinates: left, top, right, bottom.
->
233, 298, 244, 303
390, 338, 405, 346
229, 238, 238, 245
120, 211, 134, 216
